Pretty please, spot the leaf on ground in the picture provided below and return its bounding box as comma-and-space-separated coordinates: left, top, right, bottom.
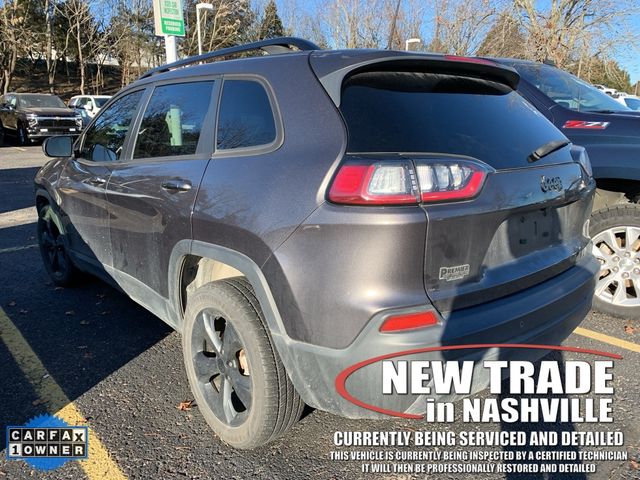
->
54, 286, 64, 291
65, 310, 75, 316
19, 309, 28, 314
176, 400, 194, 411
624, 324, 636, 335
32, 398, 48, 406
100, 311, 110, 316
630, 459, 639, 470
8, 300, 16, 307
79, 320, 90, 325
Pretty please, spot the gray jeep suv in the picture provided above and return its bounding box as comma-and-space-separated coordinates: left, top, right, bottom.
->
34, 38, 598, 449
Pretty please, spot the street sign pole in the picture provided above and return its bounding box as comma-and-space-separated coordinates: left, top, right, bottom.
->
165, 35, 178, 64
153, 0, 185, 65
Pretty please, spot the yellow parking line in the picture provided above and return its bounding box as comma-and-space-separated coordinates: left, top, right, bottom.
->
574, 326, 640, 353
0, 308, 126, 479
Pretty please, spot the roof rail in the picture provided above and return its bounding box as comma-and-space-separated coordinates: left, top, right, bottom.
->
139, 37, 320, 79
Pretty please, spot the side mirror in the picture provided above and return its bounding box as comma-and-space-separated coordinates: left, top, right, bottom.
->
43, 136, 73, 158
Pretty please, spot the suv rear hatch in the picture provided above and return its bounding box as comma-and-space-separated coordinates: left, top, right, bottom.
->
314, 53, 594, 313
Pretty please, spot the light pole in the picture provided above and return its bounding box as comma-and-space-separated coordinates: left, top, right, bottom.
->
405, 38, 421, 51
196, 3, 214, 56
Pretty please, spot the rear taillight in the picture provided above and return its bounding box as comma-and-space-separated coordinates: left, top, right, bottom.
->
328, 161, 419, 205
328, 157, 491, 206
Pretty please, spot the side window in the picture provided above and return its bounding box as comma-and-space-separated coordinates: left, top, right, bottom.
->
216, 79, 276, 150
80, 90, 143, 162
8, 95, 17, 107
134, 81, 215, 159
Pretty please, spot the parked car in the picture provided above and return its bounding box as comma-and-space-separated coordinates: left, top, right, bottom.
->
594, 84, 618, 96
0, 93, 83, 145
35, 38, 597, 448
490, 58, 640, 319
68, 95, 112, 126
614, 93, 640, 111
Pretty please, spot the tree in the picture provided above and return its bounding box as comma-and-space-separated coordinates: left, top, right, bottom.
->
0, 0, 38, 94
477, 12, 526, 58
181, 0, 255, 56
111, 0, 161, 87
426, 0, 503, 56
574, 56, 632, 92
258, 0, 284, 40
514, 0, 639, 70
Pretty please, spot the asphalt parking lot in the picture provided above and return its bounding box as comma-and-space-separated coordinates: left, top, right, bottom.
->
0, 142, 639, 480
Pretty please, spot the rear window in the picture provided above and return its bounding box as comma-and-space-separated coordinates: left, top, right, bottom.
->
216, 79, 276, 150
340, 71, 568, 169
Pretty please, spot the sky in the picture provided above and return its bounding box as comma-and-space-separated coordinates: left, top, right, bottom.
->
273, 0, 640, 86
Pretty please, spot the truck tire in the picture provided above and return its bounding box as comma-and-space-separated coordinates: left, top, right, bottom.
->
590, 204, 640, 319
182, 277, 304, 449
17, 122, 29, 146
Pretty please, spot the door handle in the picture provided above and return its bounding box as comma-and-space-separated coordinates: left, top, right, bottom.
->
88, 176, 106, 186
161, 179, 192, 192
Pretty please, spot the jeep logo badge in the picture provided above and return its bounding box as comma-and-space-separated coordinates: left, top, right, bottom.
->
540, 176, 563, 193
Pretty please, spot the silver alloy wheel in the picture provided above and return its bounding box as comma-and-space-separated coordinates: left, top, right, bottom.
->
592, 226, 640, 307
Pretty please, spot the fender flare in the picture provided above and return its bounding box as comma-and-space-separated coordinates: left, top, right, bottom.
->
168, 239, 288, 341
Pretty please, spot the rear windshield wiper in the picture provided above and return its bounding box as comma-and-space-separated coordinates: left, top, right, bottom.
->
528, 139, 570, 163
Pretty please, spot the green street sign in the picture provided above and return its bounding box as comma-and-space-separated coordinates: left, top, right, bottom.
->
153, 0, 185, 37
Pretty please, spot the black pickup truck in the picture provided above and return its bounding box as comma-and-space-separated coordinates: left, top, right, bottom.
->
492, 58, 640, 319
0, 93, 83, 145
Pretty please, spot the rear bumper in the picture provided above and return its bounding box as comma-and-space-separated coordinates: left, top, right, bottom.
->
274, 254, 598, 419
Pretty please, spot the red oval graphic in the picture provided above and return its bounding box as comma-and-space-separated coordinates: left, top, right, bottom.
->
334, 343, 623, 419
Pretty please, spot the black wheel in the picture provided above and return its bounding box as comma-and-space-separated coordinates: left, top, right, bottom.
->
182, 277, 303, 449
37, 203, 79, 286
590, 204, 640, 319
0, 121, 5, 146
17, 122, 28, 146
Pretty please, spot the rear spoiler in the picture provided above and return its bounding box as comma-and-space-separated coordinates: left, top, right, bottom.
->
309, 50, 520, 107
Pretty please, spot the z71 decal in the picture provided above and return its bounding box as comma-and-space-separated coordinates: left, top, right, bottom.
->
563, 120, 610, 130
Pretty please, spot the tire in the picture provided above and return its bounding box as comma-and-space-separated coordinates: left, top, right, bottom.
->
590, 204, 640, 319
17, 122, 28, 146
37, 203, 80, 287
0, 121, 5, 146
182, 277, 304, 449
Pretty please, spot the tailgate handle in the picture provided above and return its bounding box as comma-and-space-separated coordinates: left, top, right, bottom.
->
161, 179, 192, 192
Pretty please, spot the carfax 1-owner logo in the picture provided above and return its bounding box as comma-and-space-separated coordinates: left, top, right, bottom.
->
5, 414, 88, 471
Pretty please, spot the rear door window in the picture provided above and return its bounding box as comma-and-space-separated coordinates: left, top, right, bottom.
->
216, 79, 276, 150
133, 81, 216, 159
340, 70, 568, 169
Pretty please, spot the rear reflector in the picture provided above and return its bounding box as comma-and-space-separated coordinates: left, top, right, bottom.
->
379, 311, 439, 333
328, 157, 491, 205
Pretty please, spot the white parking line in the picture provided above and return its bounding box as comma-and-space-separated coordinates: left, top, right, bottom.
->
0, 244, 38, 254
0, 207, 37, 228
